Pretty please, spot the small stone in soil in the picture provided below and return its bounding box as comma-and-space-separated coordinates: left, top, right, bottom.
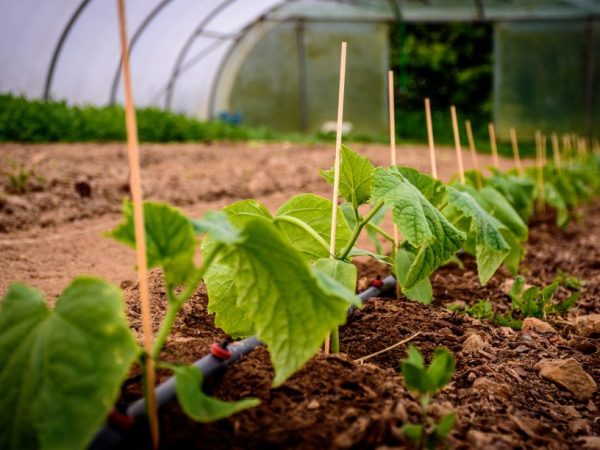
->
535, 358, 597, 401
522, 317, 556, 333
574, 314, 600, 338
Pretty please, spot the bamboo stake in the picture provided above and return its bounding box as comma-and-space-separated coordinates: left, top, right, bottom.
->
509, 127, 524, 177
450, 105, 465, 184
116, 0, 158, 447
551, 133, 561, 171
424, 98, 438, 179
542, 134, 547, 167
562, 134, 571, 164
535, 131, 545, 214
326, 41, 347, 355
388, 71, 399, 254
488, 122, 500, 170
465, 120, 483, 189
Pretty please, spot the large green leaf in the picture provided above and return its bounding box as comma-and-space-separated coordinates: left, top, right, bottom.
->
395, 166, 447, 207
544, 181, 569, 228
210, 219, 359, 386
321, 145, 375, 206
313, 258, 357, 292
551, 171, 578, 208
489, 173, 535, 222
275, 194, 351, 261
445, 186, 510, 285
454, 185, 526, 275
395, 247, 433, 304
475, 186, 528, 242
191, 210, 242, 245
0, 279, 138, 450
371, 167, 465, 289
109, 201, 197, 285
173, 365, 259, 422
202, 200, 273, 337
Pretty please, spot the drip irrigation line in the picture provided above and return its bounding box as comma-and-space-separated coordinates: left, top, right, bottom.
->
88, 274, 397, 449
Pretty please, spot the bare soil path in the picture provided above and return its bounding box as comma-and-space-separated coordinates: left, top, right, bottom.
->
0, 141, 514, 298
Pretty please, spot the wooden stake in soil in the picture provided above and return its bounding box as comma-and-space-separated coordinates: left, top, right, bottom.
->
551, 133, 562, 171
535, 130, 545, 214
563, 134, 572, 164
509, 127, 524, 177
488, 122, 500, 170
326, 41, 347, 355
388, 71, 399, 253
450, 105, 465, 184
465, 119, 483, 189
116, 0, 159, 447
424, 98, 438, 179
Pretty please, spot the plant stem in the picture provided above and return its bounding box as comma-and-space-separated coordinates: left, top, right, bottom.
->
330, 327, 340, 353
366, 223, 395, 243
273, 215, 331, 255
152, 243, 223, 358
340, 200, 385, 260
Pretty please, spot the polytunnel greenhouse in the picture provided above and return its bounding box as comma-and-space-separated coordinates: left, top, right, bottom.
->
1, 0, 598, 136
1, 1, 600, 450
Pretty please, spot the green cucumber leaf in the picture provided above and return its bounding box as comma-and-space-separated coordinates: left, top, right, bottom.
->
544, 181, 569, 228
401, 345, 454, 395
501, 229, 524, 276
0, 278, 138, 450
348, 248, 393, 265
475, 186, 528, 242
489, 174, 535, 222
402, 424, 424, 445
552, 172, 578, 207
340, 202, 358, 230
445, 187, 510, 285
172, 365, 259, 423
435, 412, 457, 439
372, 167, 465, 289
395, 166, 447, 207
426, 347, 455, 391
275, 194, 351, 261
313, 258, 357, 292
210, 219, 359, 386
202, 200, 273, 337
321, 145, 375, 206
109, 201, 197, 285
191, 210, 242, 244
365, 204, 390, 255
395, 247, 433, 304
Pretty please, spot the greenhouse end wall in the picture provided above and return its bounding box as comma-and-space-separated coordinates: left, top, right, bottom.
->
224, 21, 389, 135
494, 20, 599, 141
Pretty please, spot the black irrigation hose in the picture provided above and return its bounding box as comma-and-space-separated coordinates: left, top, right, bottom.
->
88, 275, 397, 450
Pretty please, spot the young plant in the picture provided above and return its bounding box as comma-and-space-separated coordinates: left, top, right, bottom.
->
507, 275, 579, 319
0, 204, 263, 450
2, 160, 39, 194
493, 275, 580, 330
400, 345, 457, 449
448, 299, 494, 320
112, 200, 359, 388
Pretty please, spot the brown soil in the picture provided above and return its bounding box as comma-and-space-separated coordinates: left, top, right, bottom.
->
1, 143, 597, 449
115, 203, 599, 450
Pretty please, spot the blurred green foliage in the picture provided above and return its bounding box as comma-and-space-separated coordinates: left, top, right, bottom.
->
390, 23, 497, 148
0, 94, 282, 143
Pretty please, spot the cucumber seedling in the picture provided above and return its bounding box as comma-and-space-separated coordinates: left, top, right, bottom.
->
400, 345, 457, 449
